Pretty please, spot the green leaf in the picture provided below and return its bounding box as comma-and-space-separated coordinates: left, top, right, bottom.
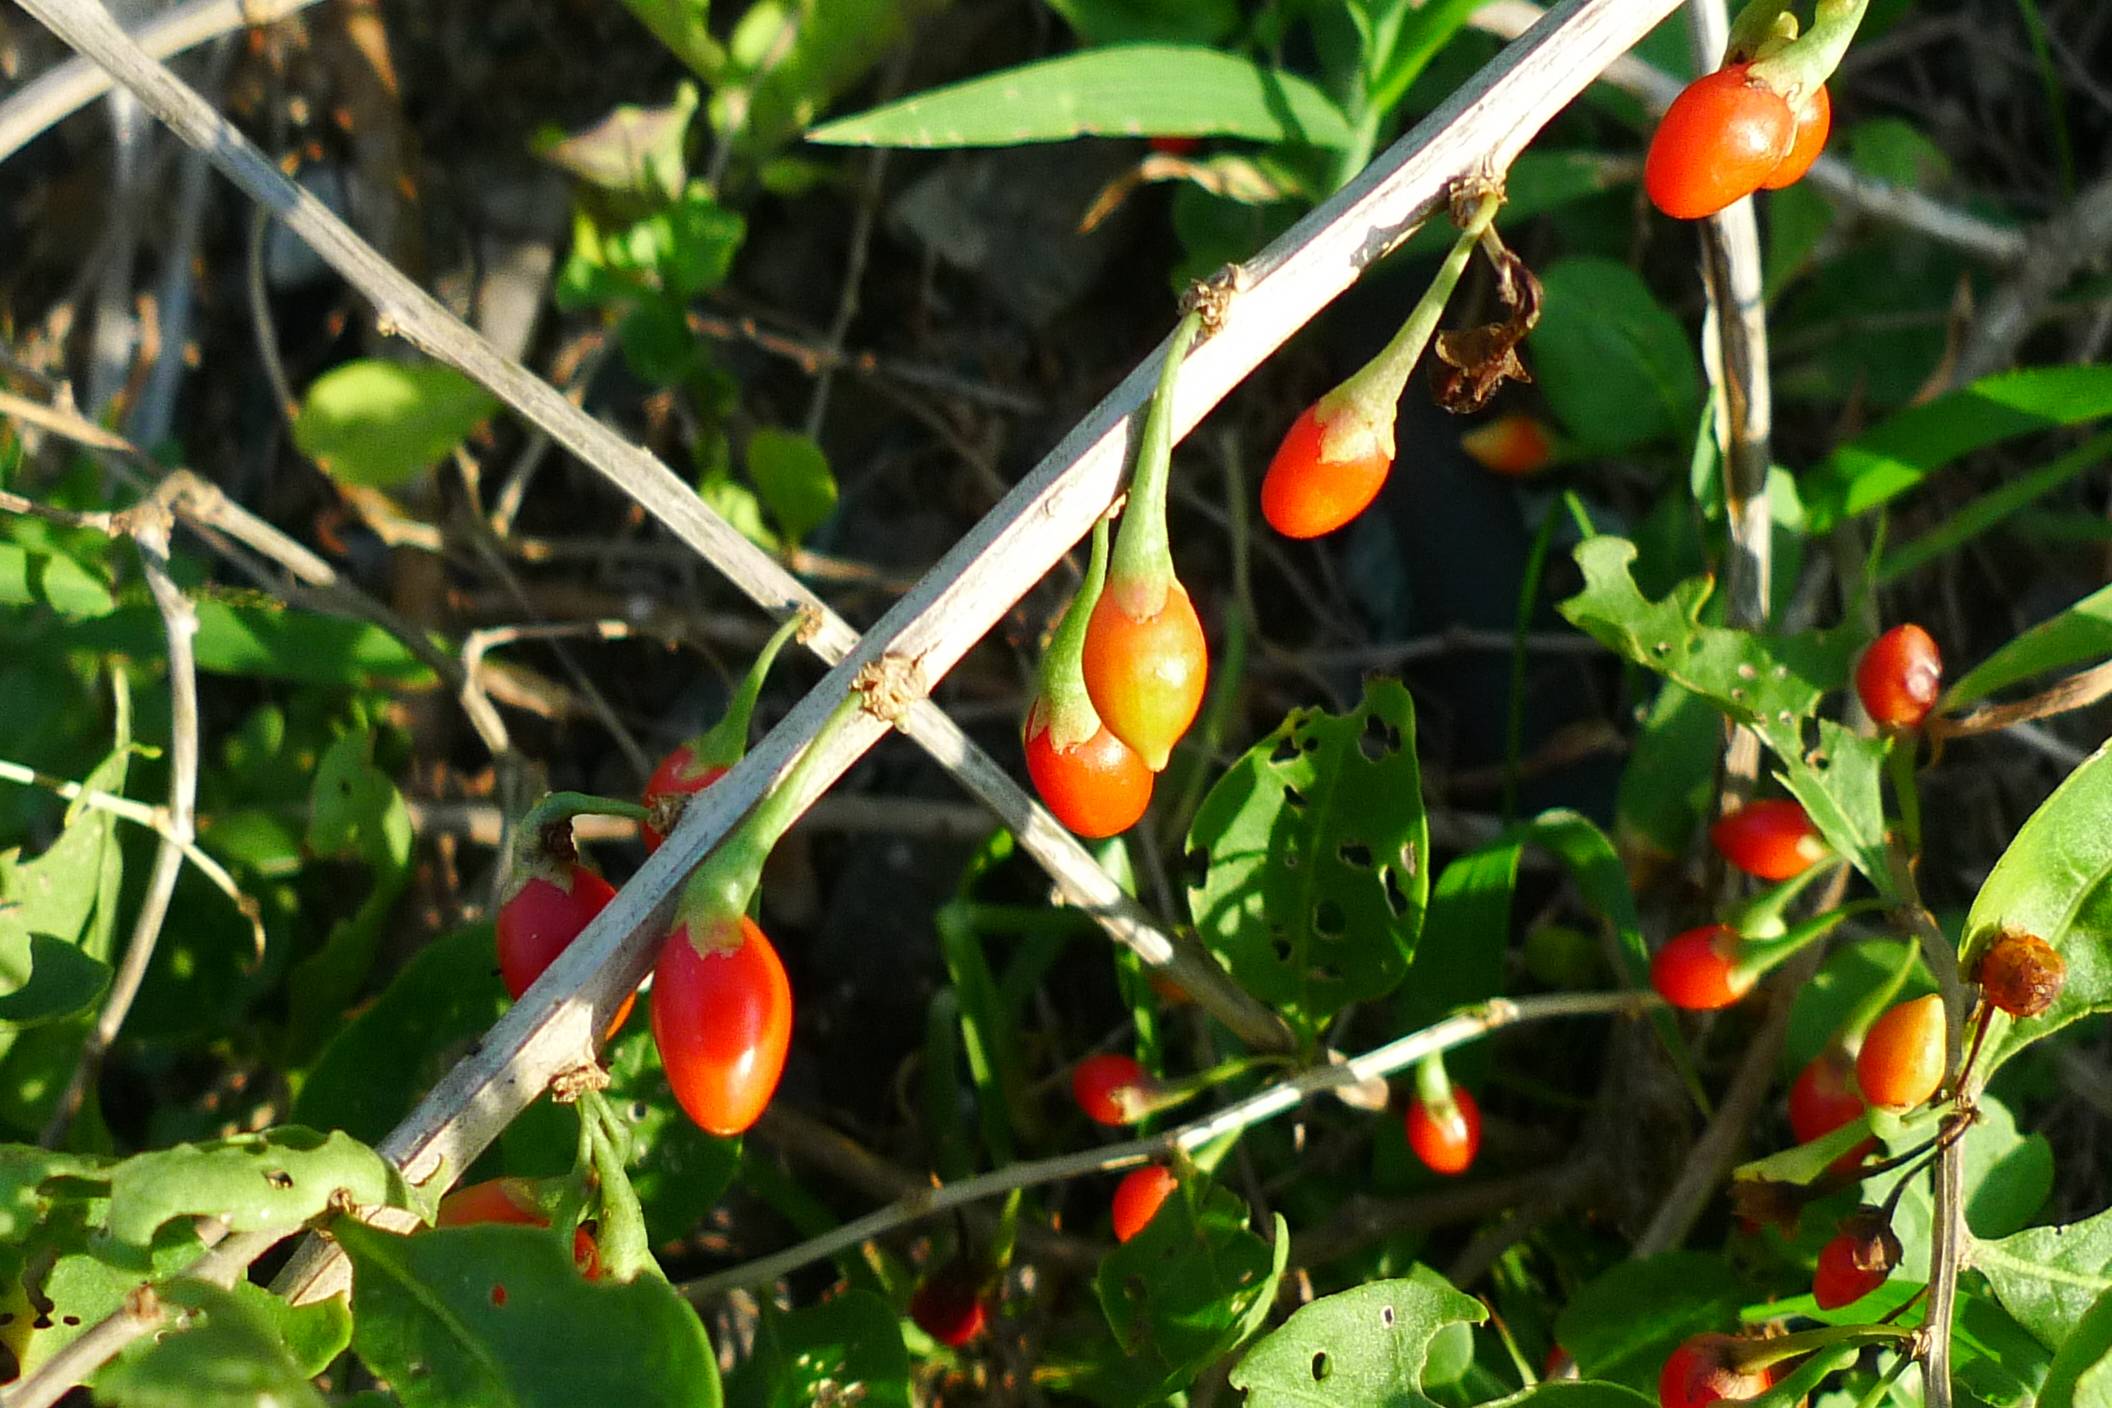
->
1529, 258, 1703, 453
1, 744, 129, 948
536, 86, 697, 199
1614, 681, 1720, 863
1554, 1253, 1744, 1394
614, 0, 723, 80
1877, 430, 2112, 586
1945, 582, 2112, 711
293, 926, 509, 1143
293, 360, 499, 490
0, 912, 111, 1026
104, 1127, 419, 1250
1090, 1182, 1286, 1402
1229, 1271, 1485, 1405
697, 467, 778, 551
745, 1289, 910, 1408
0, 1144, 109, 1240
808, 46, 1353, 150
1481, 1387, 1659, 1408
339, 1221, 724, 1408
95, 1280, 328, 1408
1963, 742, 2112, 1072
1803, 365, 2112, 530
1981, 1204, 2112, 1351
68, 600, 436, 685
745, 430, 838, 546
0, 542, 115, 619
1888, 1095, 2052, 1273
289, 730, 413, 1061
715, 0, 942, 156
1394, 843, 1516, 1086
1046, 0, 1238, 45
1187, 678, 1428, 1038
2041, 1287, 2112, 1408
10, 1222, 204, 1377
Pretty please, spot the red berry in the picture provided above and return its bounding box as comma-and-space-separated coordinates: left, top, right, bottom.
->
1976, 929, 2065, 1018
1260, 402, 1393, 540
1658, 1335, 1778, 1408
1758, 84, 1830, 190
1405, 1086, 1482, 1175
1079, 582, 1208, 772
1710, 799, 1828, 881
1023, 714, 1154, 838
1111, 1165, 1178, 1243
1651, 925, 1753, 1010
1812, 1231, 1887, 1310
1148, 134, 1201, 156
651, 916, 793, 1136
1072, 1053, 1150, 1126
1460, 414, 1555, 477
1856, 994, 1946, 1111
640, 743, 728, 853
910, 1268, 988, 1347
496, 866, 632, 1038
1855, 624, 1942, 729
436, 1179, 600, 1279
1644, 65, 1796, 219
1787, 1048, 1864, 1144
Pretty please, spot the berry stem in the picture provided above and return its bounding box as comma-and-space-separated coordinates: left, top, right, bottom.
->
1724, 0, 1797, 64
1838, 938, 1921, 1048
1727, 898, 1887, 988
1886, 740, 1923, 855
683, 608, 812, 775
1032, 513, 1115, 751
509, 790, 651, 882
1724, 1323, 1913, 1371
677, 689, 865, 948
1412, 1051, 1460, 1122
517, 791, 653, 836
1107, 309, 1204, 617
1748, 0, 1869, 104
1316, 187, 1503, 466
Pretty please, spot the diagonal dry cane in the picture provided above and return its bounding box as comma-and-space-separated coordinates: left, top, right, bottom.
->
2, 0, 1687, 1393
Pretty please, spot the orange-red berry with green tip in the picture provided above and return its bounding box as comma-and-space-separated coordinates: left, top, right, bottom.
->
1405, 1086, 1482, 1175
497, 865, 632, 1039
1261, 401, 1393, 539
1644, 65, 1796, 219
1079, 584, 1208, 772
651, 916, 793, 1136
1856, 624, 1943, 729
1652, 925, 1754, 1010
1072, 1052, 1151, 1127
1711, 799, 1828, 880
1657, 1334, 1779, 1408
1856, 994, 1947, 1111
1023, 712, 1153, 839
1111, 1165, 1178, 1243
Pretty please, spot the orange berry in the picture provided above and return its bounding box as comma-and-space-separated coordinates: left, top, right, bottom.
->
1260, 402, 1392, 539
1111, 1165, 1177, 1242
1405, 1086, 1482, 1175
1855, 994, 1947, 1111
1711, 799, 1828, 881
1644, 66, 1796, 219
1855, 624, 1943, 729
1651, 925, 1754, 1010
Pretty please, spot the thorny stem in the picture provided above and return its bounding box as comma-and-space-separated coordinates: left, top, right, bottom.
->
1030, 514, 1115, 752
1106, 309, 1205, 616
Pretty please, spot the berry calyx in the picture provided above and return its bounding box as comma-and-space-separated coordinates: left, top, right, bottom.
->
641, 609, 808, 852
1759, 83, 1830, 190
1644, 65, 1796, 219
1111, 1165, 1178, 1243
1652, 925, 1754, 1010
1080, 580, 1208, 773
1405, 1085, 1482, 1176
1460, 414, 1557, 477
1976, 929, 2065, 1018
1073, 1052, 1152, 1127
1657, 1334, 1779, 1408
1024, 513, 1154, 835
1855, 624, 1943, 729
1855, 994, 1947, 1111
651, 916, 793, 1137
1711, 799, 1829, 881
910, 1264, 989, 1348
1813, 1208, 1901, 1310
496, 865, 630, 1034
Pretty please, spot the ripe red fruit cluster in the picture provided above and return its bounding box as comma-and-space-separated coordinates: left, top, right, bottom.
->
1073, 1052, 1152, 1127
1711, 799, 1828, 880
1657, 1334, 1779, 1408
910, 1264, 989, 1348
1856, 624, 1943, 729
1651, 924, 1753, 1011
1405, 1086, 1482, 1176
1645, 64, 1830, 219
1977, 929, 2065, 1018
1855, 994, 1946, 1111
1111, 1165, 1178, 1243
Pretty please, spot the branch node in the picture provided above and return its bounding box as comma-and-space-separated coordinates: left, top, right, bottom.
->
853, 655, 924, 724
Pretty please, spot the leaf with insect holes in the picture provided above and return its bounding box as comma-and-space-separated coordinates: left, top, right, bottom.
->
1230, 1270, 1484, 1406
1963, 742, 2112, 1074
1186, 678, 1427, 1039
103, 1127, 422, 1252
1557, 537, 1891, 894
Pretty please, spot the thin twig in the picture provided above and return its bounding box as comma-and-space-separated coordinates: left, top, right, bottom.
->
1929, 658, 2112, 740
681, 993, 1648, 1299
1950, 172, 2112, 385
42, 512, 203, 1147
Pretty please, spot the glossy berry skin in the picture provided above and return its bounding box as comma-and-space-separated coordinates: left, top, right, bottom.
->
910, 1270, 987, 1348
1651, 925, 1753, 1010
1644, 66, 1796, 220
1788, 1048, 1878, 1173
1111, 1165, 1178, 1243
1261, 403, 1392, 539
1148, 134, 1201, 156
436, 1179, 600, 1278
640, 743, 728, 853
1658, 1335, 1777, 1408
1023, 717, 1154, 838
1856, 624, 1943, 729
1073, 1053, 1149, 1127
1759, 84, 1831, 190
1080, 584, 1208, 772
651, 916, 793, 1136
1857, 994, 1947, 1111
497, 866, 632, 1037
1460, 414, 1555, 477
1405, 1087, 1482, 1176
1812, 1232, 1887, 1310
1977, 930, 2065, 1018
1710, 799, 1828, 881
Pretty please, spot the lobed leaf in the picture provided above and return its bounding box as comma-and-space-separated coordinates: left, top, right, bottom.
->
104, 1127, 418, 1249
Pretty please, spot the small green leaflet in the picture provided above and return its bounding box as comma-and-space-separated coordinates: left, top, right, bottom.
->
293, 359, 498, 490
1229, 1271, 1485, 1406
